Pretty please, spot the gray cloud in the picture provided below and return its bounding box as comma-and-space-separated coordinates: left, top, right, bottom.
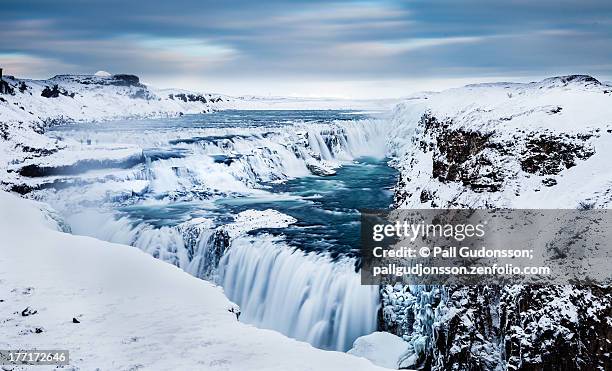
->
1, 0, 611, 97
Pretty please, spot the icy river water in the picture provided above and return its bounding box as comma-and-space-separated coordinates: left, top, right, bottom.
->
42, 110, 396, 351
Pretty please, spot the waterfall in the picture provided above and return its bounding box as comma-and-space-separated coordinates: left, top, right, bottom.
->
67, 210, 193, 269
51, 114, 391, 353
335, 119, 388, 159
217, 235, 380, 351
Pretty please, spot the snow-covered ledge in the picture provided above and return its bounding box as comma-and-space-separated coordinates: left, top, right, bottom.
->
0, 191, 386, 370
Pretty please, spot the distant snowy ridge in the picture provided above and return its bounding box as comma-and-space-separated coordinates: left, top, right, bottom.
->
0, 73, 230, 126
0, 72, 396, 127
226, 94, 400, 111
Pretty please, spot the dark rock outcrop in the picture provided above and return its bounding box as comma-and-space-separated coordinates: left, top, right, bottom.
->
0, 80, 14, 95
21, 306, 38, 316
381, 283, 611, 370
41, 84, 75, 98
109, 74, 142, 87
521, 133, 594, 175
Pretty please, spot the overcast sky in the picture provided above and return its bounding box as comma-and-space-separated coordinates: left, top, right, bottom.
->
2, 0, 611, 98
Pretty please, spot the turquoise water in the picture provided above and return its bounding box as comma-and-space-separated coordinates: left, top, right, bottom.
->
216, 156, 397, 257
115, 155, 397, 257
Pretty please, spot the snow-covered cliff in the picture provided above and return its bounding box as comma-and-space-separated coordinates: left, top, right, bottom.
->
389, 75, 612, 209
383, 75, 612, 370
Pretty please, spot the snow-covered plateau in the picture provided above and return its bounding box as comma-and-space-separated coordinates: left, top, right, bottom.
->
1, 73, 611, 371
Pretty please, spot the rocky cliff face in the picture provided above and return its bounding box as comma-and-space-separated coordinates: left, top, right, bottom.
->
383, 76, 612, 370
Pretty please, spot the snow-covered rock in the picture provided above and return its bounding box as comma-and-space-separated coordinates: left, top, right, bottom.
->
0, 73, 232, 193
222, 209, 297, 238
306, 159, 337, 176
348, 331, 412, 369
0, 190, 386, 370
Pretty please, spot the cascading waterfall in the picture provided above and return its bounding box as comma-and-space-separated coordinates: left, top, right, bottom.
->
217, 235, 380, 351
49, 114, 391, 353
66, 210, 193, 268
